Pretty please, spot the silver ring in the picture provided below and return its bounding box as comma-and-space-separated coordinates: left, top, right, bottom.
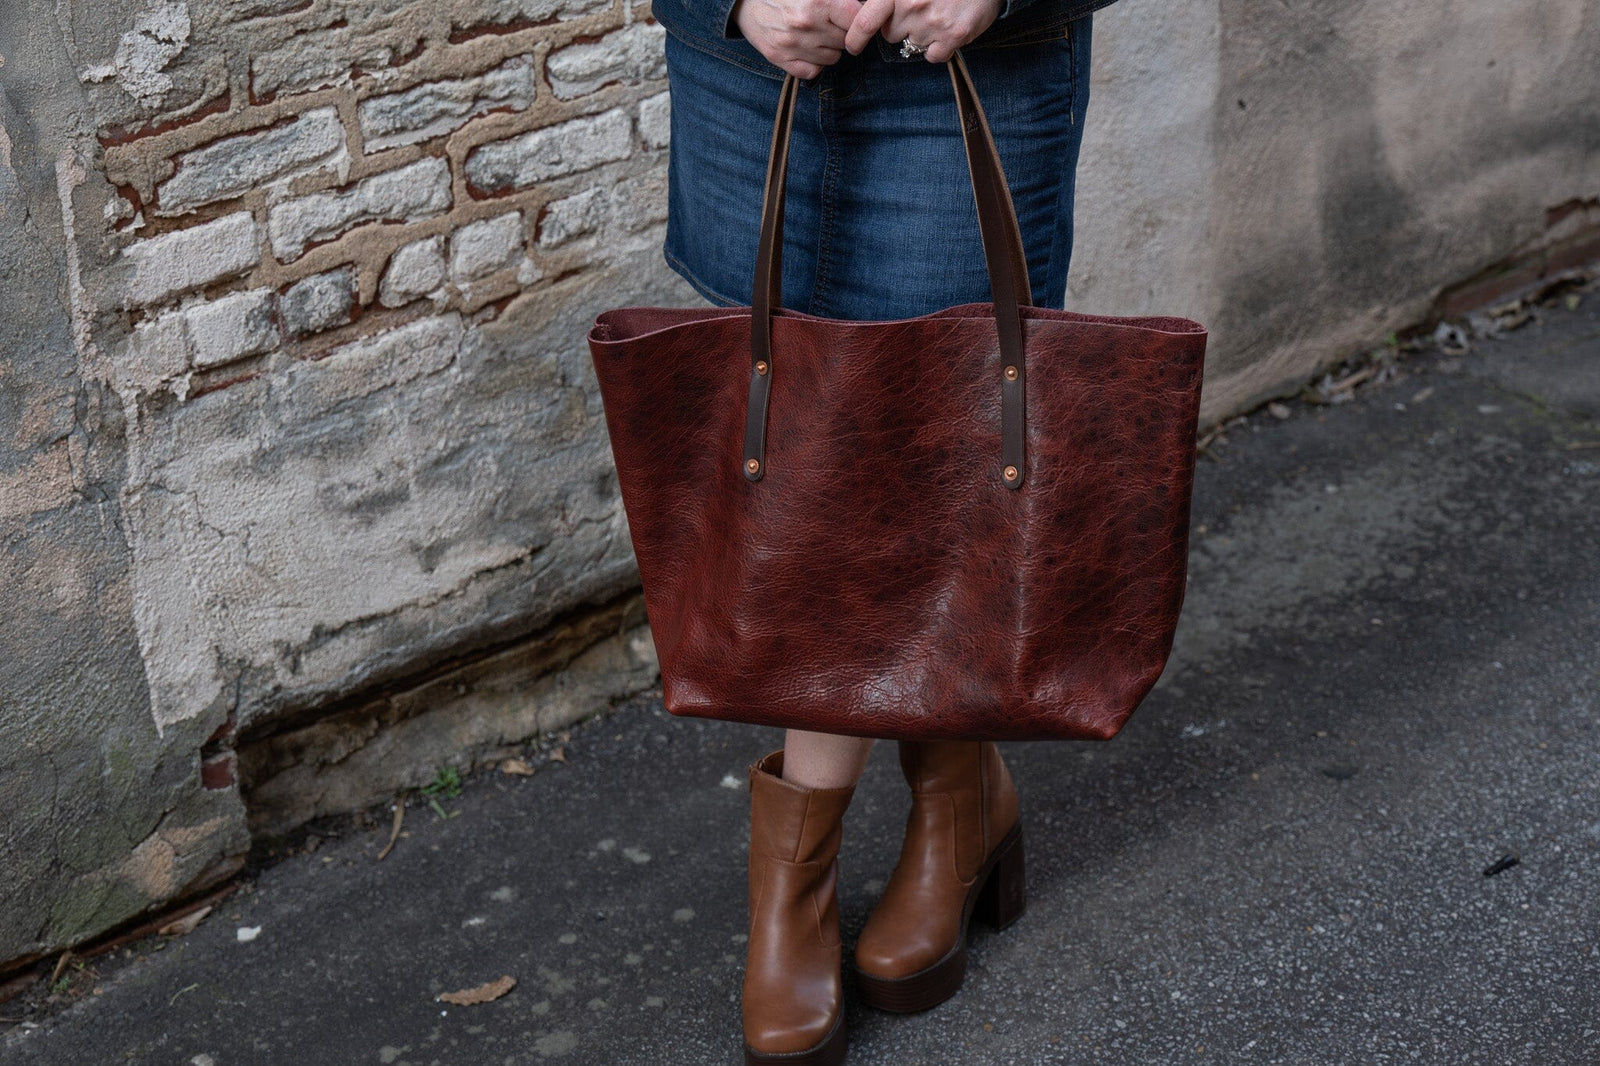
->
899, 37, 927, 58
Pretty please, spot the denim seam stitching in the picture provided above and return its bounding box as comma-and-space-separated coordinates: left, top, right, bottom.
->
663, 246, 745, 308
810, 86, 841, 317
1043, 21, 1084, 308
1065, 20, 1079, 125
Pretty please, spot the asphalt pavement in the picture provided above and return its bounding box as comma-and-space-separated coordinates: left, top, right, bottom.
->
5, 287, 1599, 1066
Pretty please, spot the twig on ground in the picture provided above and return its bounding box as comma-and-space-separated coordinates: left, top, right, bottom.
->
376, 795, 406, 861
49, 953, 72, 985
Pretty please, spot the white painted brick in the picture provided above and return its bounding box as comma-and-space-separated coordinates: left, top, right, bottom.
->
472, 0, 609, 25
281, 267, 355, 336
220, 0, 307, 18
158, 107, 348, 215
121, 287, 279, 383
251, 26, 395, 99
465, 108, 632, 195
450, 212, 523, 283
618, 171, 667, 230
267, 157, 451, 261
295, 314, 463, 412
546, 23, 666, 101
379, 236, 447, 308
123, 311, 191, 388
79, 1, 191, 108
185, 289, 279, 368
537, 172, 665, 249
121, 211, 261, 308
359, 55, 537, 153
638, 90, 670, 150
536, 186, 604, 248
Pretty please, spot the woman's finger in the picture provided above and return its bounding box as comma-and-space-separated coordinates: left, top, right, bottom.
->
825, 0, 864, 33
845, 0, 895, 54
882, 11, 939, 54
800, 43, 845, 66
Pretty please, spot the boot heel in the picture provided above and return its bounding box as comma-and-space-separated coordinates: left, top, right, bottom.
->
973, 824, 1026, 930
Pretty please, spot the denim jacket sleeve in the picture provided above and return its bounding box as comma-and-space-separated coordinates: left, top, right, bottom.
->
651, 0, 744, 42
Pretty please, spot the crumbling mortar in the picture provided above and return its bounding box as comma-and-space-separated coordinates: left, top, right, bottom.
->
272, 296, 452, 362
97, 90, 233, 149
447, 0, 624, 48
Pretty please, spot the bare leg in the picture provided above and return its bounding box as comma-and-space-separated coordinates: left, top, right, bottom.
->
781, 728, 874, 789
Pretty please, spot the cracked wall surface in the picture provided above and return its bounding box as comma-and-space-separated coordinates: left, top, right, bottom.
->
1, 0, 688, 972
0, 19, 247, 969
2, 0, 1598, 972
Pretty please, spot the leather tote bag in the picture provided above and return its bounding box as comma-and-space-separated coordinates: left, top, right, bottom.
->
588, 53, 1207, 741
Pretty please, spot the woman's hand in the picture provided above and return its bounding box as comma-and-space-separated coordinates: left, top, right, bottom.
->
844, 0, 1001, 63
733, 0, 866, 80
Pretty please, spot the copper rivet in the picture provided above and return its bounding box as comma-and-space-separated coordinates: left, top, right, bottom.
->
755, 361, 769, 376
1004, 465, 1019, 481
746, 458, 760, 475
1004, 365, 1018, 381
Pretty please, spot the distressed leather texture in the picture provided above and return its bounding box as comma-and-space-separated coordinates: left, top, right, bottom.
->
588, 55, 1207, 742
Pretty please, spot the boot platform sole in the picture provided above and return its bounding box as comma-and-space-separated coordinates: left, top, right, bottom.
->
855, 821, 1026, 1014
743, 1007, 847, 1066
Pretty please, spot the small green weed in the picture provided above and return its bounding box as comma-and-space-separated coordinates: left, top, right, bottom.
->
420, 765, 463, 819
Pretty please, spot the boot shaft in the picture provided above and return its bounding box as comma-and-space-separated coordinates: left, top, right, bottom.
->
896, 740, 1019, 882
746, 749, 857, 916
742, 748, 855, 1062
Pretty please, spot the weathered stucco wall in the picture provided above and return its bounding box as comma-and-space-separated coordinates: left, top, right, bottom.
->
1, 0, 1597, 972
1, 0, 685, 973
1071, 0, 1600, 418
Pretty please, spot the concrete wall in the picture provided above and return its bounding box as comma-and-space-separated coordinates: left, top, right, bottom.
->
1, 0, 1596, 972
1071, 0, 1600, 417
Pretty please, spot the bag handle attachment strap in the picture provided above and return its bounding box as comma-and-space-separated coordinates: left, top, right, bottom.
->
745, 51, 1033, 489
948, 51, 1030, 489
743, 73, 799, 482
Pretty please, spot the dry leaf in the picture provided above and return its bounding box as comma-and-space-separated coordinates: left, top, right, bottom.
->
499, 758, 536, 776
548, 747, 567, 764
438, 975, 516, 1006
158, 905, 212, 937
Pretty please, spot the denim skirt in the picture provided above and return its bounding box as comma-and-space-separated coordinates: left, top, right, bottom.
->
661, 19, 1093, 320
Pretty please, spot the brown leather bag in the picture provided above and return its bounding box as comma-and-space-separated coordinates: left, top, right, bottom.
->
588, 53, 1207, 741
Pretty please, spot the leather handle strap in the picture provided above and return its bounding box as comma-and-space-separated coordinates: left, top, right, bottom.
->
743, 72, 798, 483
744, 52, 1032, 489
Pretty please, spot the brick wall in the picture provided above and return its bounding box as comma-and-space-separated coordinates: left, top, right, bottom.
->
1, 0, 694, 972
97, 0, 670, 400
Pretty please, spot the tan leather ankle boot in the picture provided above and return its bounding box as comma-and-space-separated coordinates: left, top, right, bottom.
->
853, 740, 1025, 1013
742, 750, 854, 1066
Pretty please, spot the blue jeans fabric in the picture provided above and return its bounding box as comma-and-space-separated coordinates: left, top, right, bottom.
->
662, 19, 1093, 320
